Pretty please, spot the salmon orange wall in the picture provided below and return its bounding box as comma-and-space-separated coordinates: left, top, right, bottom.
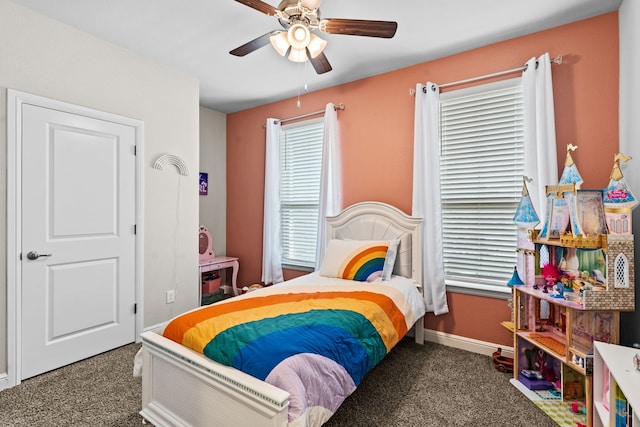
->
226, 12, 619, 347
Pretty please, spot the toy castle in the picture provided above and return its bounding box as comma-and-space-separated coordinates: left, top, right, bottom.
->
513, 147, 636, 311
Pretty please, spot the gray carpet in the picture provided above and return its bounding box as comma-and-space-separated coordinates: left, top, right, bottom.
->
0, 343, 144, 427
0, 339, 557, 427
324, 339, 557, 427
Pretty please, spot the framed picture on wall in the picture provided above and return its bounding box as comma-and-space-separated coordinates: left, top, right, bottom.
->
199, 172, 208, 195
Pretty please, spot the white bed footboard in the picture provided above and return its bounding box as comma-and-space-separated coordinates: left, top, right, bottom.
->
140, 331, 290, 427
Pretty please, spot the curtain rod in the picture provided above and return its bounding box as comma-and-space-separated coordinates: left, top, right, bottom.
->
272, 103, 345, 125
409, 55, 563, 95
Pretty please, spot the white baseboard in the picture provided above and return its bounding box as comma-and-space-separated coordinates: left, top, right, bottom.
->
0, 373, 8, 391
423, 328, 514, 359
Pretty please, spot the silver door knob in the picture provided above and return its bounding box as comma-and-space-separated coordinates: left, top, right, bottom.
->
26, 251, 52, 260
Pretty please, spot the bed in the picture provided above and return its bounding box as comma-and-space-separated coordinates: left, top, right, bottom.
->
139, 201, 425, 427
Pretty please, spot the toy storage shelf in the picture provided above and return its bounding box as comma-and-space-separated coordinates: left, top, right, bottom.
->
593, 341, 640, 427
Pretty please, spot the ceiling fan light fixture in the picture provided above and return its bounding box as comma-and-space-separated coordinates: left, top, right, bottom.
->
307, 33, 327, 58
269, 31, 290, 56
287, 23, 311, 50
288, 47, 308, 62
300, 0, 322, 10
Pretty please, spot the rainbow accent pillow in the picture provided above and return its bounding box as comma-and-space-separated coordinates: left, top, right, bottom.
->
319, 239, 393, 282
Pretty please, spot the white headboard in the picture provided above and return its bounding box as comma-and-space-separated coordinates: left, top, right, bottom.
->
326, 202, 422, 284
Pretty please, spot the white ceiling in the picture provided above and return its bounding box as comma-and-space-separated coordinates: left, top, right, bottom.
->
11, 0, 622, 113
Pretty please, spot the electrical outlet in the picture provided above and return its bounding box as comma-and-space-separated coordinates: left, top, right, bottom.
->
166, 289, 176, 304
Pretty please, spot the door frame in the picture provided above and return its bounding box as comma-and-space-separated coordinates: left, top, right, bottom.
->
6, 89, 144, 388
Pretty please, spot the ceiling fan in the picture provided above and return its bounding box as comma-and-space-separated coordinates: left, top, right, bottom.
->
229, 0, 398, 74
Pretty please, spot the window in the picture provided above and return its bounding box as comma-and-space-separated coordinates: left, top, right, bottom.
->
439, 78, 524, 293
279, 119, 324, 269
614, 253, 629, 288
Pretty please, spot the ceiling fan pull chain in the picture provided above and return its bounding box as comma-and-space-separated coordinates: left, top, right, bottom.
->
296, 61, 304, 109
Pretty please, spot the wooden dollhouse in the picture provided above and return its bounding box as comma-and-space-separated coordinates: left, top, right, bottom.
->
508, 148, 636, 427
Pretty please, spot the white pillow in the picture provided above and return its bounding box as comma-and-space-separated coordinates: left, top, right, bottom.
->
319, 239, 397, 282
381, 239, 400, 281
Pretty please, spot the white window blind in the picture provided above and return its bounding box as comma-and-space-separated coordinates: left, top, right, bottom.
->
280, 119, 324, 268
439, 78, 524, 288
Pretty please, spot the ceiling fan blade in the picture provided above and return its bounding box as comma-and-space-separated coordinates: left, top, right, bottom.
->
307, 49, 332, 74
229, 31, 278, 56
320, 18, 398, 38
233, 0, 279, 16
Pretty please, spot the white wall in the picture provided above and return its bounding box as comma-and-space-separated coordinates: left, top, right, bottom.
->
0, 87, 6, 381
619, 1, 640, 347
199, 107, 227, 256
0, 0, 201, 380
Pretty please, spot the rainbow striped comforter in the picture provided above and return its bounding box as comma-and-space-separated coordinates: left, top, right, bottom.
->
163, 273, 426, 427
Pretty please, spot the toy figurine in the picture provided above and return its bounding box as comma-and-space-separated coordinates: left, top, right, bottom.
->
570, 400, 586, 415
591, 269, 606, 285
541, 263, 561, 293
549, 283, 564, 298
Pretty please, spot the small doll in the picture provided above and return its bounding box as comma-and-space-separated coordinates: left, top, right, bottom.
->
541, 263, 561, 293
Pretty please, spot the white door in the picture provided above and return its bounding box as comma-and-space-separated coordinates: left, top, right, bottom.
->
20, 102, 137, 379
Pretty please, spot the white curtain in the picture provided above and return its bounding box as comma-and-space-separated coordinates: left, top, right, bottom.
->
412, 83, 449, 315
261, 118, 284, 285
315, 103, 342, 269
523, 53, 559, 221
